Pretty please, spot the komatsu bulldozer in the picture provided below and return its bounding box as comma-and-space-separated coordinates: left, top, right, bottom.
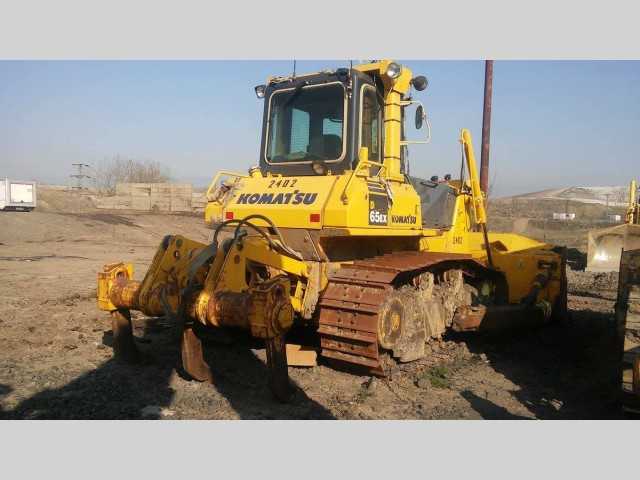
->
586, 180, 640, 272
97, 60, 567, 401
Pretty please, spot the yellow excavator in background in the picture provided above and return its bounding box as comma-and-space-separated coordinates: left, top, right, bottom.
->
616, 248, 640, 415
587, 179, 640, 272
627, 180, 640, 225
97, 60, 567, 401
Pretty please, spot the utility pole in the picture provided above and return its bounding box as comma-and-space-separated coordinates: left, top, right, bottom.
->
70, 163, 92, 190
480, 60, 493, 197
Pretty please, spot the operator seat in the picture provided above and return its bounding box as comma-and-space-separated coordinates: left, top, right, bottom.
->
309, 134, 342, 160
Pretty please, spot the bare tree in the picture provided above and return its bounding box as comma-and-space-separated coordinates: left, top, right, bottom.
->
95, 155, 171, 194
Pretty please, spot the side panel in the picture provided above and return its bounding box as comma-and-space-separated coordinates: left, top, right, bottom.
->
1, 179, 36, 209
211, 172, 425, 233
322, 175, 422, 231
224, 176, 339, 229
10, 182, 35, 204
0, 179, 6, 209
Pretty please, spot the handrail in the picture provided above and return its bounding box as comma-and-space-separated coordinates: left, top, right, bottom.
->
341, 159, 387, 204
205, 170, 249, 202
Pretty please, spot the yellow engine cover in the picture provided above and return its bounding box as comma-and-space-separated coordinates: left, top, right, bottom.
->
207, 172, 425, 235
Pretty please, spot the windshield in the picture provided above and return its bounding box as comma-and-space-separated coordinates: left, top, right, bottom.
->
266, 83, 345, 164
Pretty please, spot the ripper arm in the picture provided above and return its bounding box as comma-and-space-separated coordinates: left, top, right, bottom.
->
98, 233, 309, 401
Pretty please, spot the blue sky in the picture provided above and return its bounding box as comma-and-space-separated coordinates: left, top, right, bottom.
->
0, 60, 638, 197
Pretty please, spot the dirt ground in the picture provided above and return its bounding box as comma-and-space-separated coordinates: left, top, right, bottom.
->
0, 198, 626, 419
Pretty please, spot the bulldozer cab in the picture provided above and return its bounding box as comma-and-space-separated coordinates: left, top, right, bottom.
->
205, 61, 486, 235
254, 63, 460, 229
258, 68, 382, 177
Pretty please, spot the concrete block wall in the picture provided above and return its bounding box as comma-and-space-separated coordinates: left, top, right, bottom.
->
97, 182, 198, 212
191, 192, 206, 212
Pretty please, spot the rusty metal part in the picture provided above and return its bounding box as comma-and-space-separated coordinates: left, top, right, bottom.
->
109, 278, 142, 310
616, 249, 640, 414
247, 276, 294, 339
451, 303, 551, 332
389, 288, 427, 362
189, 275, 293, 338
451, 305, 486, 331
257, 278, 296, 401
417, 269, 475, 337
480, 59, 493, 196
300, 261, 322, 320
109, 277, 169, 318
98, 262, 135, 311
111, 309, 140, 363
180, 325, 213, 382
266, 334, 294, 402
189, 275, 294, 400
318, 251, 481, 374
104, 255, 295, 400
377, 292, 404, 349
189, 290, 251, 328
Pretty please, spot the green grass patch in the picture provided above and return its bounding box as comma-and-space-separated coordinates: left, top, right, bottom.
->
417, 364, 451, 389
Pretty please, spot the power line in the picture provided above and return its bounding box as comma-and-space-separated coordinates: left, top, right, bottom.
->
70, 163, 92, 190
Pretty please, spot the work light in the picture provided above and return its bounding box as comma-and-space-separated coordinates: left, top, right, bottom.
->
254, 85, 266, 98
386, 62, 402, 79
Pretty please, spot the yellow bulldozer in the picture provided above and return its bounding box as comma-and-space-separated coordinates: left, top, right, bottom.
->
97, 60, 567, 401
587, 179, 640, 272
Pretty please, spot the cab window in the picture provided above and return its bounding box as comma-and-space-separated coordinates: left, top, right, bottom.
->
360, 85, 382, 161
267, 83, 345, 164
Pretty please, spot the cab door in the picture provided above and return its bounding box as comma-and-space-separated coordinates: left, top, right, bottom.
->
358, 83, 389, 226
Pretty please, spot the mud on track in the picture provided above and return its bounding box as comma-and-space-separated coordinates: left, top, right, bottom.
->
0, 210, 625, 419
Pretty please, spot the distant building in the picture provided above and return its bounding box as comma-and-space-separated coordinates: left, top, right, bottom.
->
552, 212, 576, 220
607, 214, 622, 222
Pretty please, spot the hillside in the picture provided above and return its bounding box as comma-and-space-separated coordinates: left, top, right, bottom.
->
500, 185, 630, 207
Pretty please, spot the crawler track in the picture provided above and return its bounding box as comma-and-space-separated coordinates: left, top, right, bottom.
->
317, 251, 476, 374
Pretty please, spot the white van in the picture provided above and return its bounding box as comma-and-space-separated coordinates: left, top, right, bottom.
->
0, 178, 37, 211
